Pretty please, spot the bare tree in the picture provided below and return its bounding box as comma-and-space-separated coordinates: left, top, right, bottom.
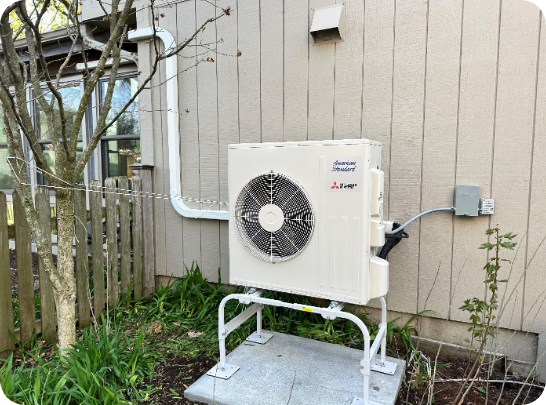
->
0, 0, 228, 351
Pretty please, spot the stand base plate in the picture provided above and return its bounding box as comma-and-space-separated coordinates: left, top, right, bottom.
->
371, 357, 398, 375
206, 363, 240, 380
246, 331, 273, 344
351, 397, 381, 405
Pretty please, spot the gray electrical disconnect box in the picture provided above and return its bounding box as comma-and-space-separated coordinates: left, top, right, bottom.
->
454, 185, 480, 216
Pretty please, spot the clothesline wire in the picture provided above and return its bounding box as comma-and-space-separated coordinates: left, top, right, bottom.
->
6, 156, 229, 207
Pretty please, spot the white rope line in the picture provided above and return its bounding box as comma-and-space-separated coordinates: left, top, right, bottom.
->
5, 156, 229, 207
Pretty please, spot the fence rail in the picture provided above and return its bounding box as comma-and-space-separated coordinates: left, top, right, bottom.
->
0, 175, 152, 357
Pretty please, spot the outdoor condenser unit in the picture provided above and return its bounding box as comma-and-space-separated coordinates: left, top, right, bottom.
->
228, 139, 389, 305
203, 139, 397, 405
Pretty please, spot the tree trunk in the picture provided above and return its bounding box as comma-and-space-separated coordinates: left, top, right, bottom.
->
54, 190, 77, 351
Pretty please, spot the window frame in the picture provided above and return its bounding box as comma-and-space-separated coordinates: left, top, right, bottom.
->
0, 136, 13, 191
32, 77, 89, 187
97, 74, 141, 181
0, 94, 18, 191
0, 69, 141, 192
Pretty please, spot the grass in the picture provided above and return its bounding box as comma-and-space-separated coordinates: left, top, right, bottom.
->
1, 264, 419, 404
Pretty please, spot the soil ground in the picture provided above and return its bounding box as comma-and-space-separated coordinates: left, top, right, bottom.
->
397, 354, 543, 404
146, 354, 214, 405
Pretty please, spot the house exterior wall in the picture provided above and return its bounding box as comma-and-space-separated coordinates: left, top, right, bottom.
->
133, 0, 546, 347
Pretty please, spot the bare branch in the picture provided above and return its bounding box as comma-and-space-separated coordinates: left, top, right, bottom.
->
18, 0, 70, 152
73, 4, 229, 179
0, 7, 53, 180
68, 0, 135, 154
1, 2, 19, 20
55, 1, 80, 85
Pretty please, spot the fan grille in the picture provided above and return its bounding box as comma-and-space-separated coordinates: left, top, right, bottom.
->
234, 172, 315, 263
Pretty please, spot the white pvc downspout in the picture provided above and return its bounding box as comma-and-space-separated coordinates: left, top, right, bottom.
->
128, 27, 229, 220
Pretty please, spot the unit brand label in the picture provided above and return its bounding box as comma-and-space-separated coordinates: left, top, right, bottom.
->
326, 156, 362, 192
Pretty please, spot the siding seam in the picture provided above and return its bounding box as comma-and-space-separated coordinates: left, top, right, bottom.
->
487, 0, 503, 305
194, 0, 203, 268
387, 0, 397, 223
215, 0, 221, 275
522, 11, 543, 330
449, 0, 465, 320
417, 0, 431, 314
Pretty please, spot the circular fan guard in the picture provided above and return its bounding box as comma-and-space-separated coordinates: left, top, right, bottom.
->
234, 172, 315, 263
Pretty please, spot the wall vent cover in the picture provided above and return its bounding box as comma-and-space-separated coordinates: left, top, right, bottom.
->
234, 172, 315, 263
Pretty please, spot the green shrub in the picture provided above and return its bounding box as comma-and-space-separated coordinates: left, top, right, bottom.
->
0, 318, 153, 405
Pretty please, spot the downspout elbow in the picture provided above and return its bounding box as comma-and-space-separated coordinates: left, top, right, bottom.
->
128, 26, 229, 221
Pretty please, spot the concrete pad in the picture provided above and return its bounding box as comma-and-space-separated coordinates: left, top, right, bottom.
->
185, 331, 405, 405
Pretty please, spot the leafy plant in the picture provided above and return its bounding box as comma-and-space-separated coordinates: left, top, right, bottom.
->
0, 314, 154, 405
452, 226, 517, 404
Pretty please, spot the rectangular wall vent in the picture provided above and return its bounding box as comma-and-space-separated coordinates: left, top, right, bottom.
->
310, 4, 345, 44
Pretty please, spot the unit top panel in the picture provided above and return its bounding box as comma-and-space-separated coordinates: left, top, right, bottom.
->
229, 139, 381, 149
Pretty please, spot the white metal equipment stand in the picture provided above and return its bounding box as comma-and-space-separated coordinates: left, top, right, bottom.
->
207, 289, 397, 405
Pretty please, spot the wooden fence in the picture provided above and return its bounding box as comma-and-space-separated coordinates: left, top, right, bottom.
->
0, 175, 153, 356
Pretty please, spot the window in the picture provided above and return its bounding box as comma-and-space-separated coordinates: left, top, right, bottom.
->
99, 77, 140, 179
0, 110, 14, 189
0, 73, 142, 190
34, 86, 84, 184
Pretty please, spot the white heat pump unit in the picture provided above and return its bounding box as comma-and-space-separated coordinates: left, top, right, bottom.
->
228, 139, 389, 305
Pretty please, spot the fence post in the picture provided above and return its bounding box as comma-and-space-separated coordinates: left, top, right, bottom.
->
118, 177, 131, 297
105, 178, 118, 306
0, 192, 14, 358
35, 187, 55, 343
74, 186, 91, 328
131, 176, 143, 300
130, 165, 155, 296
90, 181, 106, 317
13, 191, 35, 348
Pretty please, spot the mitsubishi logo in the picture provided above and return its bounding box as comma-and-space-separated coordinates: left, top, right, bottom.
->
331, 181, 339, 189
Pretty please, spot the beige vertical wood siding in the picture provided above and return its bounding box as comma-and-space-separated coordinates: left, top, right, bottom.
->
139, 0, 546, 334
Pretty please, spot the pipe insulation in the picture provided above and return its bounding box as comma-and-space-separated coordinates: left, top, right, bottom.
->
128, 26, 229, 220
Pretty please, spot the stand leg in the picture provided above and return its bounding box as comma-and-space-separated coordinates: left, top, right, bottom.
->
352, 373, 382, 405
257, 305, 262, 337
206, 296, 240, 379
380, 296, 387, 364
370, 296, 397, 376
246, 304, 273, 344
219, 337, 227, 370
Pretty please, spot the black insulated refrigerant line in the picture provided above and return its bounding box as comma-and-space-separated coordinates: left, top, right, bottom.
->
377, 222, 408, 260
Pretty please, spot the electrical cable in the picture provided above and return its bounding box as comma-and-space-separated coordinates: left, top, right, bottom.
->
385, 207, 455, 235
378, 207, 456, 259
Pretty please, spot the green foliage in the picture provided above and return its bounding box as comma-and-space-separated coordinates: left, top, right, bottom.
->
9, 0, 70, 37
132, 263, 420, 357
460, 226, 516, 345
0, 317, 154, 405
453, 227, 517, 402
